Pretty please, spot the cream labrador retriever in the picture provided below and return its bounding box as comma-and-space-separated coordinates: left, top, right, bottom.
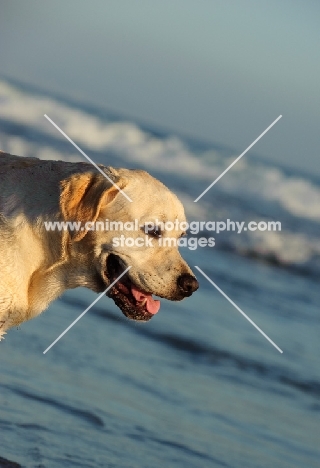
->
0, 151, 198, 339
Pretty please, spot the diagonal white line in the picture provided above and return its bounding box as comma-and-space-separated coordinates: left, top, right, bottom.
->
43, 266, 132, 354
194, 115, 282, 202
194, 266, 283, 353
44, 114, 132, 202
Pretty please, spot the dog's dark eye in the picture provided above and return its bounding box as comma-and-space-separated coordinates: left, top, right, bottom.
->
143, 225, 162, 238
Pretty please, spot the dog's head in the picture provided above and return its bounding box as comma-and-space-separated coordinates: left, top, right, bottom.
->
60, 167, 199, 321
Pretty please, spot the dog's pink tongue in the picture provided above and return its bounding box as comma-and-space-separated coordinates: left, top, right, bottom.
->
131, 287, 160, 315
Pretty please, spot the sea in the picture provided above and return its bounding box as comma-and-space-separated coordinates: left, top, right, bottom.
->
0, 77, 319, 468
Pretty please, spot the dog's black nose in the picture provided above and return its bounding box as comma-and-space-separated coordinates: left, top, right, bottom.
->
177, 274, 199, 296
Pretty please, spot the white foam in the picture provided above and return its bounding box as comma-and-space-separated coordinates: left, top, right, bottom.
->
245, 230, 320, 264
0, 80, 220, 178
217, 159, 320, 221
1, 78, 320, 227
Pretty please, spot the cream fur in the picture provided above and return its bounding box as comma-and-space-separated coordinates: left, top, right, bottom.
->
0, 151, 196, 339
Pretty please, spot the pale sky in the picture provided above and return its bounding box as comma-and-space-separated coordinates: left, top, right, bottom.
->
0, 0, 319, 175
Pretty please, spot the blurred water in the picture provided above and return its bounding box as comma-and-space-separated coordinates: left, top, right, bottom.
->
0, 78, 319, 467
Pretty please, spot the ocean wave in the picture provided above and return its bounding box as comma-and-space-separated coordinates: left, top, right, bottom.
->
7, 386, 105, 428
1, 77, 320, 276
230, 229, 320, 266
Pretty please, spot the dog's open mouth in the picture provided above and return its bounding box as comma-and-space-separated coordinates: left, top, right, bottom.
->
105, 254, 160, 321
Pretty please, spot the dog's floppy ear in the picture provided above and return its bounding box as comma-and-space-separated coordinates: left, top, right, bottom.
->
60, 171, 127, 242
